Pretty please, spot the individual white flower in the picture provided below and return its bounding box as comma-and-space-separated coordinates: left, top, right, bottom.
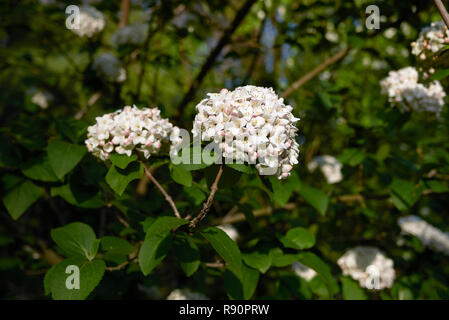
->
217, 224, 239, 242
166, 288, 208, 300
71, 5, 105, 38
111, 23, 148, 46
411, 21, 449, 58
337, 246, 395, 290
292, 262, 317, 282
92, 53, 127, 82
27, 88, 53, 109
307, 155, 343, 184
398, 215, 449, 256
380, 67, 446, 116
192, 86, 300, 179
85, 105, 181, 161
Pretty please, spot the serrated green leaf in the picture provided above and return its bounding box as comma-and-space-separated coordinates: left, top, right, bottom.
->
47, 139, 87, 179
280, 227, 316, 250
173, 236, 200, 277
21, 155, 59, 182
2, 180, 42, 220
105, 162, 144, 196
201, 227, 243, 279
51, 184, 104, 208
100, 236, 135, 255
109, 153, 137, 169
44, 258, 105, 300
171, 165, 193, 187
242, 251, 272, 274
51, 222, 99, 260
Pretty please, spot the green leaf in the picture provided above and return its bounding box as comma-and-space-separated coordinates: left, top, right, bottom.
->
430, 68, 449, 81
176, 147, 217, 171
200, 227, 243, 279
138, 217, 188, 275
227, 163, 256, 174
21, 155, 59, 182
295, 182, 329, 215
173, 236, 200, 277
269, 248, 299, 267
390, 179, 423, 211
109, 154, 137, 169
3, 180, 42, 220
171, 165, 193, 187
100, 236, 135, 255
44, 258, 105, 300
338, 148, 365, 166
242, 251, 272, 274
51, 222, 99, 260
51, 184, 104, 208
0, 140, 21, 168
296, 252, 339, 296
341, 276, 367, 300
224, 264, 260, 300
280, 227, 316, 250
269, 176, 296, 206
105, 162, 144, 196
47, 139, 87, 179
423, 180, 449, 193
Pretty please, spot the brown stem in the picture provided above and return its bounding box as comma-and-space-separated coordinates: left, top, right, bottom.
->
281, 47, 350, 98
119, 0, 131, 28
189, 165, 224, 228
143, 166, 181, 219
434, 0, 449, 29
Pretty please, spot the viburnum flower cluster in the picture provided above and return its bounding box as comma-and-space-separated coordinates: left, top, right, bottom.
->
71, 5, 106, 38
398, 215, 449, 256
166, 288, 208, 300
192, 86, 300, 179
92, 53, 127, 82
337, 246, 395, 290
111, 23, 148, 46
85, 105, 181, 161
380, 67, 446, 115
292, 262, 317, 282
411, 21, 449, 61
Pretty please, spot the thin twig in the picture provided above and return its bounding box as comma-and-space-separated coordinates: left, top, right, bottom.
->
189, 165, 224, 228
143, 165, 181, 219
434, 0, 449, 29
205, 261, 226, 268
176, 0, 258, 119
281, 47, 350, 98
119, 0, 131, 28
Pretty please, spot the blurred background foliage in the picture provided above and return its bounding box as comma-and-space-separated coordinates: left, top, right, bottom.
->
1, 0, 449, 300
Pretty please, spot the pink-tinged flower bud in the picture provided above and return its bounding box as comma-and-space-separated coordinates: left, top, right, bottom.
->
220, 88, 228, 94
154, 141, 161, 148
124, 106, 131, 112
281, 172, 290, 179
145, 141, 152, 147
420, 53, 426, 60
446, 38, 449, 43
226, 106, 232, 114
125, 129, 131, 136
115, 147, 120, 152
220, 130, 225, 137
105, 153, 110, 158
99, 141, 105, 147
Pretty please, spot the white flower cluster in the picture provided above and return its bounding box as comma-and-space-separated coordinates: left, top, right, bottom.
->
192, 86, 300, 179
111, 23, 148, 46
217, 224, 239, 242
71, 5, 105, 38
92, 53, 127, 82
398, 215, 449, 256
411, 21, 449, 60
292, 262, 317, 282
166, 288, 208, 300
85, 105, 181, 161
307, 155, 343, 184
337, 246, 395, 290
380, 67, 446, 115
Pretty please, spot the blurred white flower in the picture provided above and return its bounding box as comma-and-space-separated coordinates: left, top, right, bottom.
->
166, 288, 208, 300
307, 155, 343, 184
380, 67, 446, 116
71, 5, 105, 38
411, 21, 449, 58
92, 53, 127, 82
27, 88, 53, 109
337, 246, 395, 290
85, 105, 181, 161
111, 23, 148, 46
192, 86, 300, 179
292, 262, 317, 281
217, 224, 239, 242
398, 215, 449, 256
